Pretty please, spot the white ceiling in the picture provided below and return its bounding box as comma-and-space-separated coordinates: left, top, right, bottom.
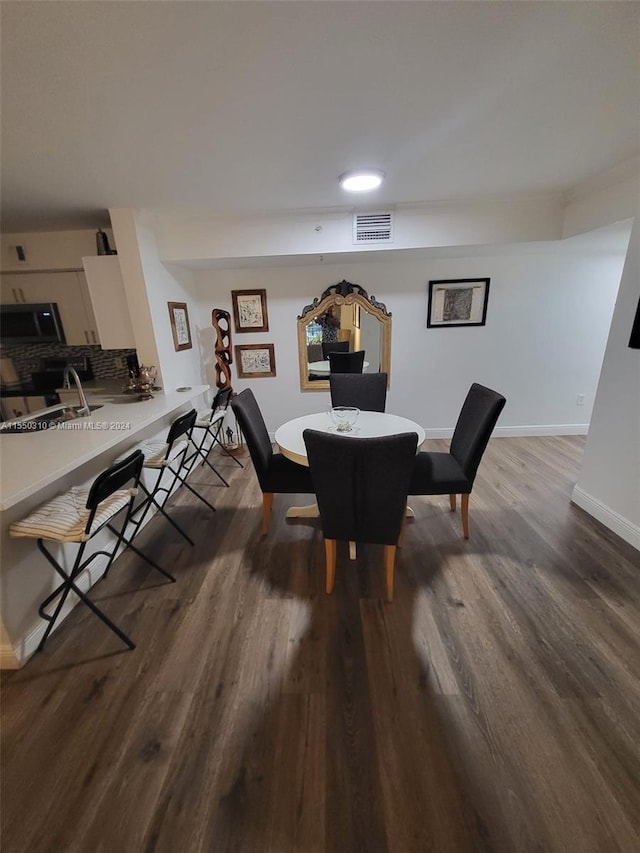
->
2, 1, 639, 233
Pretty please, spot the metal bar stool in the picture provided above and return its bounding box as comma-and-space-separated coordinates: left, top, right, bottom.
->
123, 409, 216, 547
190, 387, 235, 486
9, 450, 174, 652
192, 387, 244, 473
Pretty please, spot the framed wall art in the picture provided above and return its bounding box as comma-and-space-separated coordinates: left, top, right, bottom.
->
235, 343, 276, 378
427, 278, 490, 328
231, 289, 269, 333
168, 301, 193, 350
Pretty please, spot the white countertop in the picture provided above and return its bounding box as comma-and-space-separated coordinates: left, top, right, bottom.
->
0, 385, 209, 510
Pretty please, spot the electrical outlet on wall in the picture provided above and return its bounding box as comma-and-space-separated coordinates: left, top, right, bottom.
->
114, 356, 126, 371
576, 394, 585, 406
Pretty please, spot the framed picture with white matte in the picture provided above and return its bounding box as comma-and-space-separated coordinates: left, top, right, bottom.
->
427, 278, 490, 328
168, 301, 193, 350
231, 289, 269, 333
235, 343, 276, 378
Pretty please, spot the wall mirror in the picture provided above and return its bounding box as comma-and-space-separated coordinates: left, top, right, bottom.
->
297, 280, 391, 391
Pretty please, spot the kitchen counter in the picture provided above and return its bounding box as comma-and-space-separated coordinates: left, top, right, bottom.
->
0, 384, 209, 510
0, 383, 212, 667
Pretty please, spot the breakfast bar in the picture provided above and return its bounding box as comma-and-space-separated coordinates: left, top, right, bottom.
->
0, 385, 209, 667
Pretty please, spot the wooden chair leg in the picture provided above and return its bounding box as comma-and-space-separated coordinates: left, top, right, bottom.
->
384, 544, 397, 602
449, 493, 457, 511
325, 539, 337, 594
461, 493, 470, 539
397, 505, 408, 548
262, 492, 274, 536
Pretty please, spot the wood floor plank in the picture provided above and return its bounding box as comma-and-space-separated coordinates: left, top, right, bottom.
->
324, 565, 389, 853
360, 596, 475, 852
2, 438, 640, 853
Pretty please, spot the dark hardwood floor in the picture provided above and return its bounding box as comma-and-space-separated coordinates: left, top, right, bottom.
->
2, 436, 639, 853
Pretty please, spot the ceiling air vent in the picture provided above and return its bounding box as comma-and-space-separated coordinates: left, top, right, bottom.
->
352, 211, 394, 244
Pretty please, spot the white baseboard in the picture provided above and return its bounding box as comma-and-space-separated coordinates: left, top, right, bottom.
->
425, 424, 590, 439
4, 559, 109, 668
496, 424, 589, 436
571, 486, 640, 551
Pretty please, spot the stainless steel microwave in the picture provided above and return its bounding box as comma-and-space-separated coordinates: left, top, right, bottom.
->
0, 303, 66, 344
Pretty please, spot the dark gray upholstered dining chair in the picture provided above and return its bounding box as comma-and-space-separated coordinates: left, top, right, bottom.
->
409, 383, 506, 539
328, 349, 365, 374
321, 340, 350, 359
303, 429, 418, 602
330, 373, 388, 412
231, 389, 314, 535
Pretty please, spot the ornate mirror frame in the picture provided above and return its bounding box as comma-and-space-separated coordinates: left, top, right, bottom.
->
297, 280, 392, 392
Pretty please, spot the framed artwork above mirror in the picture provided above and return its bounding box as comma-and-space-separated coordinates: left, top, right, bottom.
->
297, 280, 392, 392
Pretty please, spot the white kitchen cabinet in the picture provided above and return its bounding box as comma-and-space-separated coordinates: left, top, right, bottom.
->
1, 273, 52, 304
1, 275, 25, 303
48, 272, 90, 345
82, 256, 135, 349
42, 271, 99, 345
0, 276, 20, 302
0, 271, 100, 345
76, 271, 100, 345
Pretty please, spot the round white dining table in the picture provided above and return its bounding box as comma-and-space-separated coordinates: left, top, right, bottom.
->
307, 359, 370, 377
275, 410, 425, 467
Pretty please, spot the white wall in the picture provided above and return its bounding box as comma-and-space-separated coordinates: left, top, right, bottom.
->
130, 212, 204, 392
190, 243, 625, 436
559, 166, 639, 550
562, 155, 640, 238
109, 209, 205, 393
572, 211, 640, 549
152, 195, 564, 264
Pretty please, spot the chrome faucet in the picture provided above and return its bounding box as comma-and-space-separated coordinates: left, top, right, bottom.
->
63, 367, 91, 417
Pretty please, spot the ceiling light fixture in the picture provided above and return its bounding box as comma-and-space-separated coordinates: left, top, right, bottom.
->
338, 169, 385, 192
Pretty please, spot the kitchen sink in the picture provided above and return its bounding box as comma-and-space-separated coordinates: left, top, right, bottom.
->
0, 405, 103, 434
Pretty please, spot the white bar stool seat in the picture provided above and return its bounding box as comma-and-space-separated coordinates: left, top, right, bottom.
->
11, 486, 135, 544
116, 437, 188, 469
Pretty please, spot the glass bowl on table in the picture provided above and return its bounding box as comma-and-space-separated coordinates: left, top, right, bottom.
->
328, 406, 360, 433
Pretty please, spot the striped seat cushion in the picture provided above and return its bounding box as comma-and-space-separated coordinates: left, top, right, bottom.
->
115, 438, 188, 469
194, 410, 226, 429
10, 487, 137, 543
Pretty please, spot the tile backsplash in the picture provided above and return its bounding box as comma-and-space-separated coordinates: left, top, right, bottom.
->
0, 343, 135, 384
